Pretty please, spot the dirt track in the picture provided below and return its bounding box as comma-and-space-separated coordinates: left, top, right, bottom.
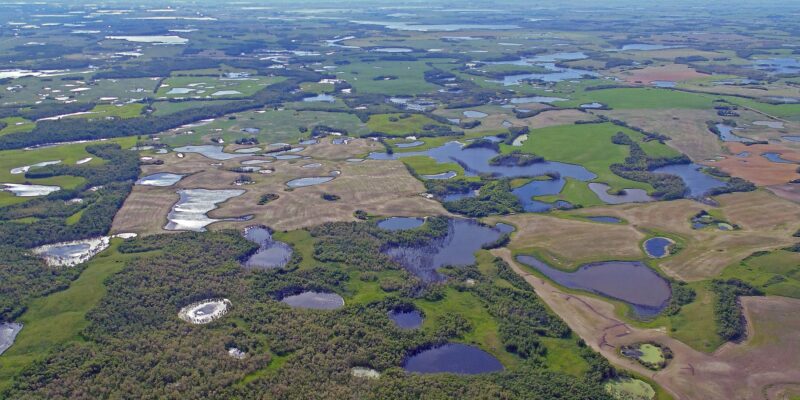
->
493, 248, 800, 400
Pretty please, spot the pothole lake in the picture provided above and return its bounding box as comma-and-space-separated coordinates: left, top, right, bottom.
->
403, 343, 503, 374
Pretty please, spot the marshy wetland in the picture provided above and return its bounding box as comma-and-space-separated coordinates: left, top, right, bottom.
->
2, 1, 800, 399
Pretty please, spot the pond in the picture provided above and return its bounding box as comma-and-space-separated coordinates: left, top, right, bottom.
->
650, 163, 725, 198
303, 94, 336, 103
388, 309, 423, 329
511, 177, 568, 212
714, 123, 754, 143
753, 120, 784, 129
165, 189, 245, 231
510, 96, 567, 104
644, 237, 674, 258
588, 183, 654, 204
373, 47, 413, 53
242, 226, 293, 270
32, 236, 110, 267
580, 102, 604, 109
377, 217, 425, 231
105, 35, 188, 44
462, 110, 488, 118
586, 216, 622, 224
782, 136, 800, 142
281, 291, 344, 310
234, 147, 262, 153
173, 145, 246, 160
136, 172, 185, 186
286, 176, 335, 188
10, 160, 61, 174
178, 299, 231, 324
516, 255, 671, 318
651, 80, 676, 88
616, 43, 680, 51
369, 141, 596, 180
497, 63, 598, 85
762, 152, 796, 164
403, 343, 503, 374
383, 218, 510, 282
1, 183, 60, 197
422, 171, 457, 180
752, 57, 800, 74
0, 323, 22, 355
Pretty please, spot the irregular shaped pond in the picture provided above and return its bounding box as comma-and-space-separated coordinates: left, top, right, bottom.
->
303, 94, 336, 103
516, 255, 671, 318
242, 226, 293, 270
2, 183, 60, 197
136, 172, 185, 186
32, 237, 110, 267
396, 140, 423, 148
580, 102, 604, 109
714, 123, 754, 143
651, 80, 676, 88
10, 160, 61, 174
650, 163, 725, 198
383, 219, 507, 282
369, 141, 596, 180
511, 96, 567, 104
173, 145, 246, 160
512, 177, 566, 212
378, 217, 425, 231
388, 309, 423, 329
644, 237, 674, 258
0, 323, 22, 355
403, 343, 503, 374
165, 189, 245, 231
422, 171, 456, 180
286, 176, 334, 188
462, 110, 488, 118
762, 152, 796, 164
589, 183, 654, 204
281, 291, 344, 310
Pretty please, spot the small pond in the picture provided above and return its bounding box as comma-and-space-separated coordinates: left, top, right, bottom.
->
242, 226, 293, 270
462, 110, 488, 118
388, 309, 423, 329
281, 291, 344, 310
396, 140, 423, 148
586, 216, 622, 224
165, 189, 245, 231
650, 163, 726, 198
378, 217, 425, 231
762, 152, 796, 164
644, 237, 674, 258
136, 172, 185, 186
588, 183, 654, 204
422, 171, 457, 180
178, 299, 231, 324
0, 322, 23, 355
516, 255, 671, 318
2, 183, 60, 197
651, 80, 676, 88
783, 136, 800, 142
403, 343, 503, 374
10, 160, 61, 175
303, 94, 336, 103
714, 123, 754, 143
580, 102, 604, 109
173, 145, 246, 160
511, 96, 567, 104
286, 176, 335, 188
383, 218, 509, 282
511, 177, 568, 212
32, 237, 110, 267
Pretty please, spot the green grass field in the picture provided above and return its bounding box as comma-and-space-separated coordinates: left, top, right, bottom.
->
721, 250, 800, 299
156, 76, 285, 99
0, 117, 34, 137
336, 60, 440, 95
605, 377, 656, 400
560, 88, 719, 110
0, 240, 155, 392
367, 113, 449, 136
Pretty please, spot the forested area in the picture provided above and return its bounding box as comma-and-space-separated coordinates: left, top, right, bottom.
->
3, 227, 614, 399
710, 279, 763, 341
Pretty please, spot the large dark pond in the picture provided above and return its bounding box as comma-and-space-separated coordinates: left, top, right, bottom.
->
369, 141, 595, 180
242, 226, 293, 269
516, 255, 671, 318
403, 343, 503, 374
650, 163, 725, 198
383, 219, 511, 282
511, 178, 568, 212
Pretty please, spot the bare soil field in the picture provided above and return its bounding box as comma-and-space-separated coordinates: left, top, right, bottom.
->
512, 191, 800, 281
494, 247, 800, 400
595, 109, 723, 161
485, 213, 646, 268
112, 143, 447, 235
767, 183, 800, 203
704, 142, 800, 186
617, 64, 709, 85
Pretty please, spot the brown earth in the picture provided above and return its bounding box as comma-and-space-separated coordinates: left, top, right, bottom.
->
617, 64, 708, 85
493, 247, 800, 400
112, 139, 447, 235
767, 183, 800, 204
703, 142, 800, 186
